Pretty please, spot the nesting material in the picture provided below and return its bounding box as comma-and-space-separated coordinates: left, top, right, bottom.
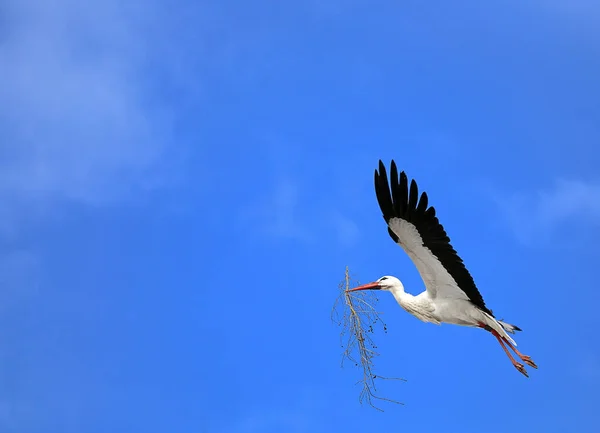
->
331, 267, 405, 411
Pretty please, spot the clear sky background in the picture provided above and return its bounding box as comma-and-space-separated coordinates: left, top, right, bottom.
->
1, 0, 599, 432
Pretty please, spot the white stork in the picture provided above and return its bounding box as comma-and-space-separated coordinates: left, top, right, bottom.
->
348, 160, 537, 377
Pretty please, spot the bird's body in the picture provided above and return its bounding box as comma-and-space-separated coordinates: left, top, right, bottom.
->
348, 160, 537, 377
375, 276, 517, 345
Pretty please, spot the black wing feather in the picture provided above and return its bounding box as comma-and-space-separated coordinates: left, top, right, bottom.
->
374, 159, 493, 316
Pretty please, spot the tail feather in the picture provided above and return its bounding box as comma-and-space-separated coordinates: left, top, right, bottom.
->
480, 311, 519, 346
498, 320, 522, 335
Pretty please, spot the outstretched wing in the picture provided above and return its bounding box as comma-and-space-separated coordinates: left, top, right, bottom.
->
374, 160, 493, 316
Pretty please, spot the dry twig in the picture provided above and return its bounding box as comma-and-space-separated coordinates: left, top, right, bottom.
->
331, 266, 405, 411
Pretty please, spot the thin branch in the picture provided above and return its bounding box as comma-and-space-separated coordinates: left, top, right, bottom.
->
331, 266, 406, 411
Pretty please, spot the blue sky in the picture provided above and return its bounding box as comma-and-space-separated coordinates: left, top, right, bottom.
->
1, 0, 599, 431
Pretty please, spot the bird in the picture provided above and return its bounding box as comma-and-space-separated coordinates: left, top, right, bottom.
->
347, 160, 537, 377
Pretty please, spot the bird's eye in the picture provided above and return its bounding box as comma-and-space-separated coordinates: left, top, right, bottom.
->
379, 277, 388, 281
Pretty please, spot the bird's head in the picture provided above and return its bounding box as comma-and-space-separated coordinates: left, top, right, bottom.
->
346, 275, 404, 293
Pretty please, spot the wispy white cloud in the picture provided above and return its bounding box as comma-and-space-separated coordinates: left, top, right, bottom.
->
235, 146, 365, 246
236, 138, 369, 246
498, 178, 600, 245
0, 1, 206, 430
239, 178, 316, 243
0, 0, 191, 221
239, 183, 365, 246
329, 211, 360, 247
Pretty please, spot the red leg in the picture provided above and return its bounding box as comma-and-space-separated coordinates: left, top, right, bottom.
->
477, 322, 530, 377
492, 331, 529, 377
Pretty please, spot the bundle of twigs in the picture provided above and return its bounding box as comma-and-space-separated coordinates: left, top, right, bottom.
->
331, 266, 405, 411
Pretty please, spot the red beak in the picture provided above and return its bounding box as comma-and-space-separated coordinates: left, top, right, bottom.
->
346, 282, 381, 292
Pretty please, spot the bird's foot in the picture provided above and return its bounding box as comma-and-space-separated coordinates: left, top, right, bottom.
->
513, 361, 529, 378
520, 355, 538, 369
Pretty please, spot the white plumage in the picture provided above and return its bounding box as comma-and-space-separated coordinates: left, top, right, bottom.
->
348, 160, 537, 377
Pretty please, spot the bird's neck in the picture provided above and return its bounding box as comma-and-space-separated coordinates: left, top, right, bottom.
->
389, 285, 415, 309
389, 285, 434, 323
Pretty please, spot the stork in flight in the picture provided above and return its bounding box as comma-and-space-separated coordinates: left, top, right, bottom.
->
348, 160, 537, 377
